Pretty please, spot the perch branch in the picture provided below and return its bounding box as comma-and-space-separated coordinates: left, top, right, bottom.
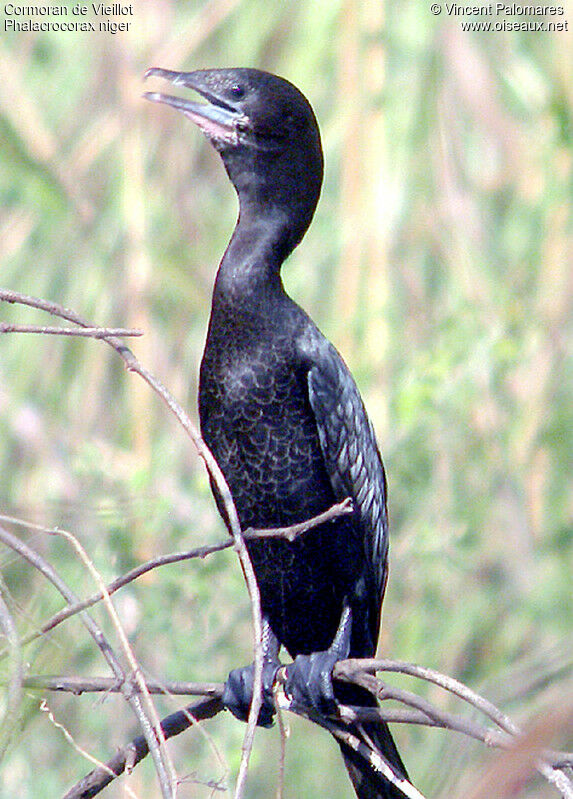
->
32, 658, 573, 799
23, 675, 223, 697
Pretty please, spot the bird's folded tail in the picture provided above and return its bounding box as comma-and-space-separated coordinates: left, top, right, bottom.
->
333, 683, 413, 799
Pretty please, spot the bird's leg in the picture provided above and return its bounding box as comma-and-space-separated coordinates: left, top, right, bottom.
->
284, 603, 352, 716
223, 618, 282, 728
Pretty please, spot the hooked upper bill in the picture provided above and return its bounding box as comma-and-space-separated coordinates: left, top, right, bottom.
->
144, 67, 246, 146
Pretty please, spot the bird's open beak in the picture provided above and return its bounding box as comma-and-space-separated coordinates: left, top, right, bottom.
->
144, 67, 245, 146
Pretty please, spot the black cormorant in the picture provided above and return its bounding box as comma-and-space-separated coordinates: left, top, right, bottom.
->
145, 67, 409, 799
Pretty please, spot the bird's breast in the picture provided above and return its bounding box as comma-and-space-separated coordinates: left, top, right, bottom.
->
199, 336, 333, 528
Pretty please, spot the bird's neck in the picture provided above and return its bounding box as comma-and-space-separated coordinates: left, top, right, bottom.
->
212, 206, 294, 310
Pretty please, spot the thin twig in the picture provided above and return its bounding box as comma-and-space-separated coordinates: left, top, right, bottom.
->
279, 695, 427, 799
0, 524, 124, 679
63, 698, 223, 799
339, 658, 520, 735
0, 323, 143, 337
0, 515, 233, 648
49, 525, 178, 799
38, 698, 139, 799
0, 288, 261, 799
340, 667, 506, 747
538, 762, 573, 799
0, 582, 23, 759
242, 498, 353, 541
0, 498, 352, 652
326, 722, 426, 799
23, 675, 222, 697
168, 697, 230, 793
0, 524, 173, 799
273, 683, 288, 799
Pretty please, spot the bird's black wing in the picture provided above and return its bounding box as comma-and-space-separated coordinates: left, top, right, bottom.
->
298, 328, 389, 646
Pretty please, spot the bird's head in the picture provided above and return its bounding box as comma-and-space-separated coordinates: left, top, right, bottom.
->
144, 67, 324, 254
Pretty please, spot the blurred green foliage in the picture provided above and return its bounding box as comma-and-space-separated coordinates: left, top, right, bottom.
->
0, 1, 571, 797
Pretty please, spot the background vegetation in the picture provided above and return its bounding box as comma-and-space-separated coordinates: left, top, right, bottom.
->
0, 0, 571, 796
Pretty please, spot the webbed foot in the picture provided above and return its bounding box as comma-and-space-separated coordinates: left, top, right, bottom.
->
284, 648, 341, 715
284, 604, 352, 716
223, 657, 281, 728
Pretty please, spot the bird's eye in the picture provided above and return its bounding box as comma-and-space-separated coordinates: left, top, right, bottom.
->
230, 84, 245, 99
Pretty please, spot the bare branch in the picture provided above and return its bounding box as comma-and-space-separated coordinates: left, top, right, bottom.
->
24, 675, 223, 697
0, 526, 231, 649
336, 662, 513, 748
0, 524, 175, 799
62, 698, 224, 799
48, 525, 178, 799
0, 323, 143, 337
274, 686, 288, 799
0, 524, 124, 678
348, 699, 512, 746
338, 658, 519, 735
0, 582, 23, 759
36, 658, 573, 799
336, 659, 573, 798
326, 722, 426, 799
243, 497, 353, 541
276, 694, 427, 799
17, 671, 518, 753
21, 659, 573, 765
0, 288, 262, 798
18, 670, 507, 750
0, 499, 352, 651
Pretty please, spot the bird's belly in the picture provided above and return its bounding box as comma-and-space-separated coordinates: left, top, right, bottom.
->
199, 358, 364, 654
246, 520, 363, 655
